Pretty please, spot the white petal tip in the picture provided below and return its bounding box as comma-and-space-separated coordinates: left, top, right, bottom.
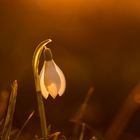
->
58, 92, 64, 96
42, 94, 49, 99
50, 94, 57, 99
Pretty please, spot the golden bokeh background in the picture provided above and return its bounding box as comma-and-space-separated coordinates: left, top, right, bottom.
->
0, 0, 140, 139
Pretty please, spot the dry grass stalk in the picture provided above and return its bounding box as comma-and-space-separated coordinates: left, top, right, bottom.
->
1, 80, 18, 140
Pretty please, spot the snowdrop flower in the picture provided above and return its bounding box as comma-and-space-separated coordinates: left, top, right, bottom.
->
39, 48, 66, 99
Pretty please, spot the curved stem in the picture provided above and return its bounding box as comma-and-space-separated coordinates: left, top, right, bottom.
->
32, 39, 52, 91
32, 39, 52, 140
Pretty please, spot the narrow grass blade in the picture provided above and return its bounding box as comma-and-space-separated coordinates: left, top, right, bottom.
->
14, 110, 35, 140
79, 123, 85, 140
1, 80, 18, 140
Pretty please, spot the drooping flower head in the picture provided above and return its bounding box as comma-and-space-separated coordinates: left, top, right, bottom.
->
39, 48, 66, 99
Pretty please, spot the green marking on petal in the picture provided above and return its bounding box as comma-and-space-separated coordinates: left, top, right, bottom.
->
44, 48, 53, 61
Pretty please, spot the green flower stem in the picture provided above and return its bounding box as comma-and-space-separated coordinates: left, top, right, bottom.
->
32, 39, 52, 140
1, 80, 18, 140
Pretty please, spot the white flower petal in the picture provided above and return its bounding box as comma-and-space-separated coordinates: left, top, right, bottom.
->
54, 61, 66, 96
44, 61, 61, 98
39, 60, 66, 99
47, 83, 58, 99
39, 63, 49, 99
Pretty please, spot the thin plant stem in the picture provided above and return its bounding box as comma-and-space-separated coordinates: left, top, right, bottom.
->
1, 80, 18, 140
14, 111, 35, 140
74, 86, 94, 121
79, 123, 85, 140
104, 83, 140, 140
72, 86, 94, 136
32, 39, 52, 140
